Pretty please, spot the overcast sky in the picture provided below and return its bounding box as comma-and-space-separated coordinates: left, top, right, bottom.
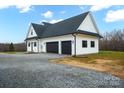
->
0, 5, 124, 43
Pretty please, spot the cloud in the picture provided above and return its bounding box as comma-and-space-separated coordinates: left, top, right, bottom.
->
79, 6, 85, 10
41, 11, 53, 18
16, 5, 32, 13
0, 4, 32, 13
79, 5, 90, 10
105, 9, 124, 22
90, 5, 112, 12
40, 20, 47, 23
78, 5, 90, 12
49, 19, 63, 23
0, 5, 10, 9
60, 11, 66, 14
41, 19, 63, 24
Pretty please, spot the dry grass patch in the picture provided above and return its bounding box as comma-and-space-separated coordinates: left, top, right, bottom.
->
51, 51, 124, 79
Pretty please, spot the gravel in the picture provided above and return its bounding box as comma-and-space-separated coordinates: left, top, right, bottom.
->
0, 53, 124, 88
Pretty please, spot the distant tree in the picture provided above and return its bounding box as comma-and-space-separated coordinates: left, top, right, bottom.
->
9, 43, 15, 52
0, 42, 26, 52
14, 42, 26, 52
100, 29, 124, 51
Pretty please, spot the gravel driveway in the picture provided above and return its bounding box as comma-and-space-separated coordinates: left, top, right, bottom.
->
0, 53, 124, 88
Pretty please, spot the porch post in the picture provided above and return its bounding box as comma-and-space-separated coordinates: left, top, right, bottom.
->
58, 41, 61, 54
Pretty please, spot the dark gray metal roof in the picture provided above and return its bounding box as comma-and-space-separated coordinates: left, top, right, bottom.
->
77, 30, 103, 38
26, 12, 102, 40
25, 36, 38, 40
31, 23, 45, 37
41, 12, 89, 38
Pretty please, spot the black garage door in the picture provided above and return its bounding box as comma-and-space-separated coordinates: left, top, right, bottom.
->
46, 42, 58, 53
61, 41, 72, 55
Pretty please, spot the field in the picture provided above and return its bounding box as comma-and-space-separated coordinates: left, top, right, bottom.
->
51, 51, 124, 79
0, 52, 25, 54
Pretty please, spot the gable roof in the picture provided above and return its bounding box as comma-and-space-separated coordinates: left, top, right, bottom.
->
41, 12, 89, 38
31, 23, 45, 37
26, 11, 102, 40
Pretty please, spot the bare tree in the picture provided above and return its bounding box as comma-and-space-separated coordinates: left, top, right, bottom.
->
0, 42, 26, 52
100, 29, 124, 51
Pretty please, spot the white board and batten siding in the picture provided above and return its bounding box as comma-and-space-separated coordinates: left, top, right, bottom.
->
26, 12, 100, 55
75, 13, 99, 55
27, 39, 38, 52
27, 26, 37, 38
37, 34, 98, 55
76, 34, 99, 55
26, 25, 38, 52
38, 34, 75, 55
77, 13, 99, 33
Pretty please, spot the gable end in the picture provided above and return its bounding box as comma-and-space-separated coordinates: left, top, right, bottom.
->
26, 24, 38, 39
77, 12, 99, 34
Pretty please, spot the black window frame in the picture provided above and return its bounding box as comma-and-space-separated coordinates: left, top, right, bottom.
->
34, 42, 37, 47
82, 40, 87, 48
91, 41, 95, 48
28, 42, 30, 47
31, 30, 33, 35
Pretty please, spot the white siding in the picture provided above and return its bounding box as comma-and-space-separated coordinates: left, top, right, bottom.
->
76, 34, 99, 55
27, 26, 37, 38
38, 35, 75, 55
77, 14, 98, 33
26, 34, 99, 55
27, 40, 38, 52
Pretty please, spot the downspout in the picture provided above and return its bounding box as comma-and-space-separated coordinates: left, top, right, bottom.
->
72, 33, 76, 57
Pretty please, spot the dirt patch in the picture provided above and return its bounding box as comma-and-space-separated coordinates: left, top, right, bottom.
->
51, 58, 124, 79
94, 59, 114, 63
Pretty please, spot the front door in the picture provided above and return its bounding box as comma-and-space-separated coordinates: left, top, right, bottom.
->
31, 42, 33, 52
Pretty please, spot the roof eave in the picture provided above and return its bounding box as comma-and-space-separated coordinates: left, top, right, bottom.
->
76, 30, 103, 38
25, 36, 39, 41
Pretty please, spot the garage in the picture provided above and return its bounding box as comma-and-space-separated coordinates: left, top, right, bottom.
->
61, 41, 72, 55
46, 42, 58, 53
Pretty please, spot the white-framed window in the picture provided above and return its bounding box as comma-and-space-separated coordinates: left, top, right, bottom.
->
28, 42, 30, 47
91, 41, 95, 48
34, 42, 37, 47
31, 30, 33, 35
82, 40, 87, 48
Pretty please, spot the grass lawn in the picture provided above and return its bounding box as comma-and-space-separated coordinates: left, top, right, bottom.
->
51, 51, 124, 79
0, 52, 25, 54
0, 52, 16, 54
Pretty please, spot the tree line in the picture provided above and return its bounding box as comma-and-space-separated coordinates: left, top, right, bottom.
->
100, 29, 124, 51
0, 42, 26, 52
0, 29, 124, 52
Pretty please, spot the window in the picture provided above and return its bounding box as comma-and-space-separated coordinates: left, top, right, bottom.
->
31, 30, 33, 35
34, 42, 37, 47
28, 42, 30, 47
91, 41, 95, 47
82, 40, 87, 48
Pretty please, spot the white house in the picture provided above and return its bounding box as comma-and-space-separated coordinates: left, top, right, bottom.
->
25, 12, 102, 56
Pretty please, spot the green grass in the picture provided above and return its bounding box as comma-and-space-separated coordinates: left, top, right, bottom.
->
0, 51, 26, 54
75, 51, 124, 59
0, 52, 17, 54
71, 51, 124, 65
96, 51, 124, 59
52, 51, 124, 79
92, 51, 124, 62
57, 51, 124, 64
